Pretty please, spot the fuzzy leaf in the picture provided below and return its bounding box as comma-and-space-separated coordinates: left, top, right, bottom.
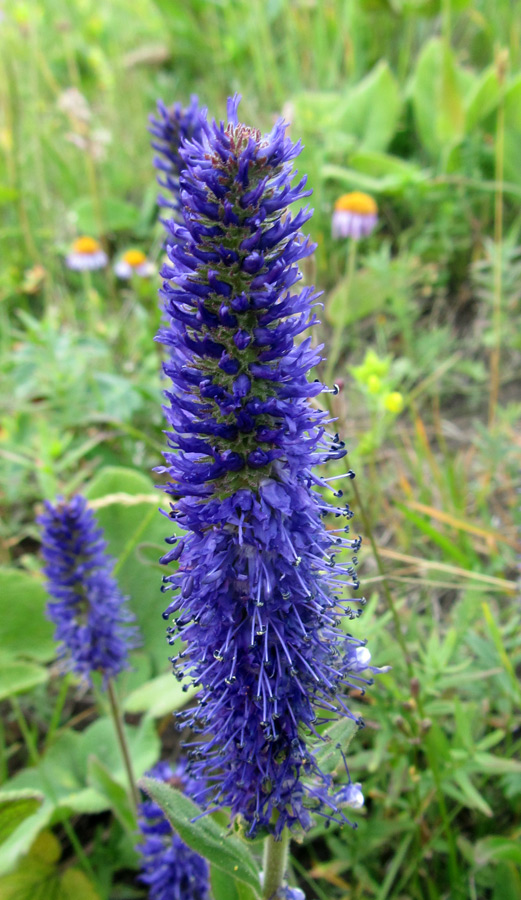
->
139, 777, 261, 896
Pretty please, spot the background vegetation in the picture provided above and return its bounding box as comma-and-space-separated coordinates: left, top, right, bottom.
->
0, 1, 520, 898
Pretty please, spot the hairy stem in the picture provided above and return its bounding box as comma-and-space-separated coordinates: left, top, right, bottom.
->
262, 829, 290, 900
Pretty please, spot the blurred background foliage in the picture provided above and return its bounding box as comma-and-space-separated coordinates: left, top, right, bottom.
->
0, 0, 520, 898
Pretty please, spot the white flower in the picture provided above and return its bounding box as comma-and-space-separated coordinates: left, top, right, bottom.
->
65, 236, 107, 271
114, 249, 155, 279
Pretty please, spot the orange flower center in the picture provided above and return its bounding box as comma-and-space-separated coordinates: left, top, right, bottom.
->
122, 249, 147, 267
334, 192, 377, 216
72, 236, 101, 255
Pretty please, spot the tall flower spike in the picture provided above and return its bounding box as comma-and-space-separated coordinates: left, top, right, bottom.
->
39, 496, 138, 684
149, 95, 205, 221
157, 95, 385, 837
137, 760, 210, 900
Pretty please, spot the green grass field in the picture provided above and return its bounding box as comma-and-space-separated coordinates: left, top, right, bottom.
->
0, 1, 520, 898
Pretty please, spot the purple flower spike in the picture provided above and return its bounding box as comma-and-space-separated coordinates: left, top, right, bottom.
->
39, 496, 138, 685
149, 95, 206, 220
137, 760, 210, 900
157, 95, 386, 837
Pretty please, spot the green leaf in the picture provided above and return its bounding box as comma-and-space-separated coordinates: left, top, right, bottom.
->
87, 757, 135, 835
411, 38, 466, 161
71, 197, 138, 234
0, 802, 53, 877
347, 150, 429, 187
123, 671, 198, 718
0, 852, 101, 900
470, 753, 521, 776
0, 661, 49, 701
464, 66, 500, 131
139, 777, 261, 896
338, 61, 401, 152
394, 502, 470, 566
451, 770, 492, 817
211, 866, 240, 900
313, 718, 359, 775
0, 792, 44, 846
4, 717, 159, 817
0, 185, 18, 206
84, 466, 182, 670
475, 836, 521, 867
0, 569, 56, 664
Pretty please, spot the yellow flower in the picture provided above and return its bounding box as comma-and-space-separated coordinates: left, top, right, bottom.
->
334, 192, 378, 216
367, 374, 381, 394
384, 392, 404, 414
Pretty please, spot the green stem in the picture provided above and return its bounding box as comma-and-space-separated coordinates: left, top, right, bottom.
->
489, 57, 506, 428
106, 679, 139, 815
44, 674, 71, 751
262, 830, 290, 900
325, 238, 357, 384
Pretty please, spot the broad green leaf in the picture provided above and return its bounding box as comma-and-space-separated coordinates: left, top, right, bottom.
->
0, 661, 49, 701
492, 863, 521, 900
211, 865, 240, 900
0, 836, 101, 900
139, 777, 261, 896
0, 792, 44, 846
411, 38, 467, 161
313, 718, 359, 775
84, 466, 181, 670
123, 670, 198, 718
348, 150, 428, 185
71, 197, 138, 234
338, 61, 401, 152
0, 569, 55, 664
475, 836, 521, 867
0, 801, 53, 877
87, 756, 136, 835
465, 66, 501, 131
75, 716, 160, 790
4, 717, 159, 818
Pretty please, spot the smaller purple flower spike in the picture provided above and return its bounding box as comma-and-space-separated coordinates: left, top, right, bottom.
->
149, 95, 206, 220
137, 760, 211, 900
38, 496, 138, 685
